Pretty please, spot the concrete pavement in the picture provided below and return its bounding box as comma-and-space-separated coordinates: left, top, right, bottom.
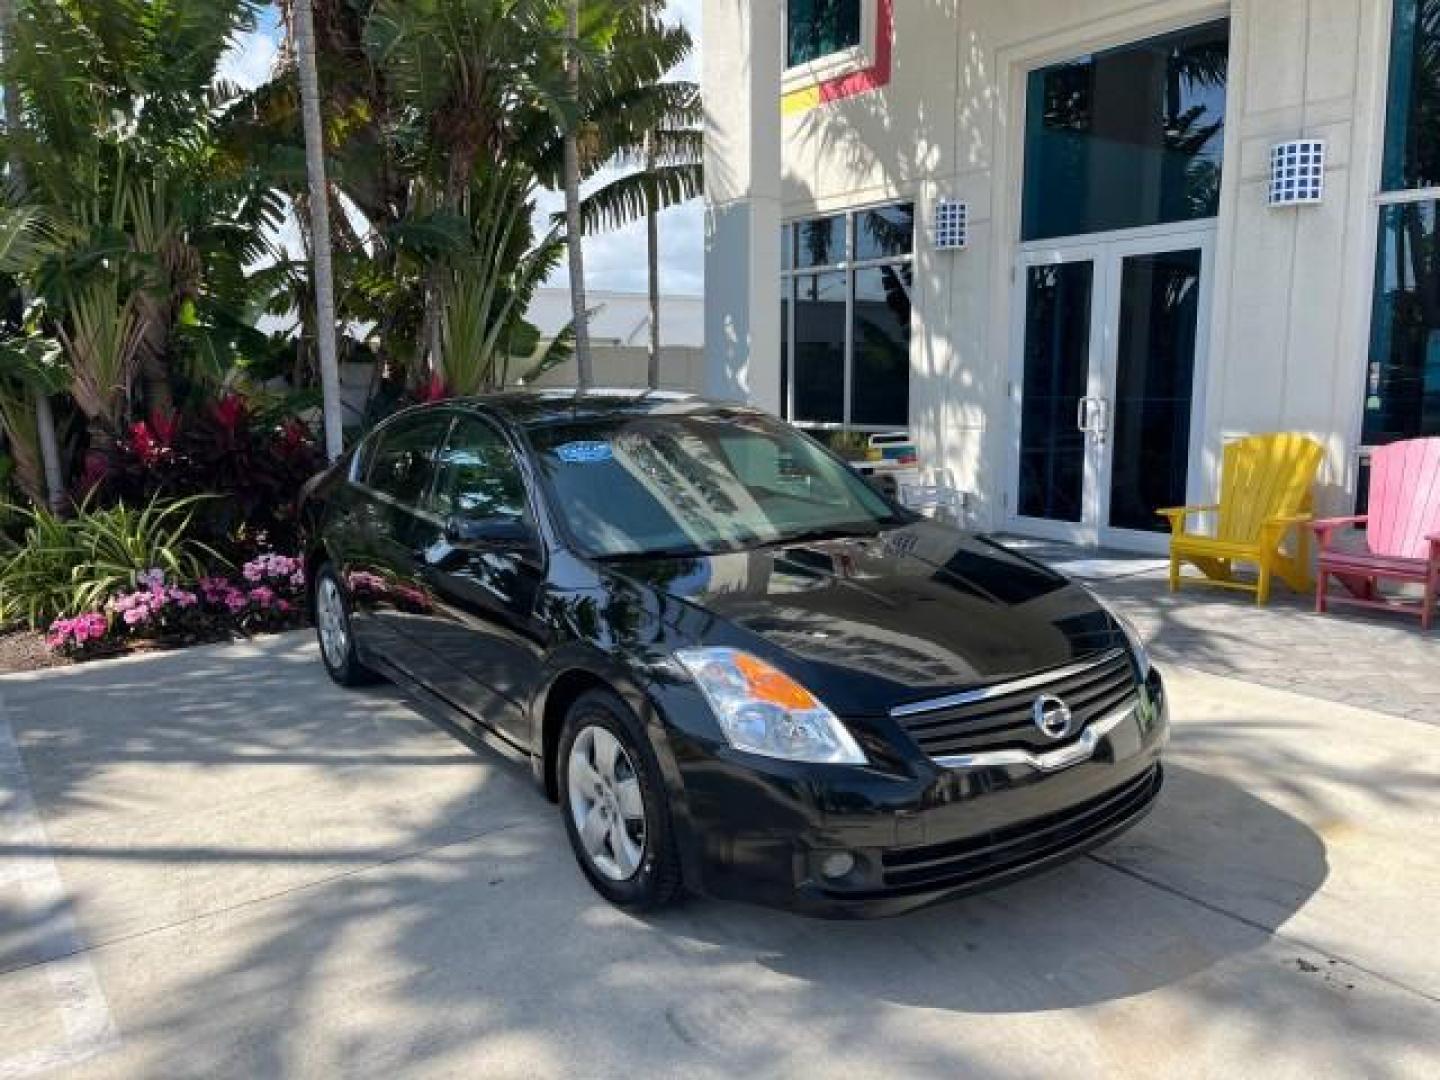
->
0, 632, 1436, 1078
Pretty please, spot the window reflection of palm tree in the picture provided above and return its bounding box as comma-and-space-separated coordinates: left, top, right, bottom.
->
609, 426, 768, 550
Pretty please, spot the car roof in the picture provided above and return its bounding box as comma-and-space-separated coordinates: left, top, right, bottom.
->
448, 389, 759, 429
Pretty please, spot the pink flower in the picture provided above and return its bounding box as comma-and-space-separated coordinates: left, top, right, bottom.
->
46, 611, 113, 652
123, 608, 147, 626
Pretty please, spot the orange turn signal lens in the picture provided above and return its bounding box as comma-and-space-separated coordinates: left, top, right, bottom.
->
733, 652, 820, 711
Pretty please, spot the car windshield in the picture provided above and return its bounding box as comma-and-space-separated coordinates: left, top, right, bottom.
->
526, 410, 907, 558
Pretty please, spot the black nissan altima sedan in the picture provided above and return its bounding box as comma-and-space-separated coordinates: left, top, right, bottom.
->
298, 391, 1167, 917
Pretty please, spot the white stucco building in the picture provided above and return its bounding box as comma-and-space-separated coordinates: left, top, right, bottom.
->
703, 0, 1440, 551
521, 289, 706, 391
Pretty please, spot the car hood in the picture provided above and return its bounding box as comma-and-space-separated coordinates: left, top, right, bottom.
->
609, 521, 1124, 715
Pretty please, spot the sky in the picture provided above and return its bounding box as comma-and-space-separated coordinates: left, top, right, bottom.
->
218, 1, 705, 298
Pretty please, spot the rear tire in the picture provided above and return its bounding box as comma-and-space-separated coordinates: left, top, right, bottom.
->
313, 563, 380, 688
558, 689, 684, 911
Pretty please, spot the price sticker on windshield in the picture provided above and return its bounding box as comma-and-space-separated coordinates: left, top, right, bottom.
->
555, 440, 613, 464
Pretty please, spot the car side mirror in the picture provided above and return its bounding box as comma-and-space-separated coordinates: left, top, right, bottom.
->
443, 515, 537, 556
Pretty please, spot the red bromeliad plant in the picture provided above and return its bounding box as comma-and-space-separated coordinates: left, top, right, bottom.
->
416, 372, 451, 403
95, 394, 324, 559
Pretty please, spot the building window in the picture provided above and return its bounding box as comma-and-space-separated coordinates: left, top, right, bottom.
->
786, 0, 862, 69
1367, 1, 1440, 449
1021, 19, 1230, 242
1366, 199, 1440, 445
1382, 0, 1440, 191
780, 203, 914, 430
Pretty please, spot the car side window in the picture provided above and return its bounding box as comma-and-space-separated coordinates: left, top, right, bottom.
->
365, 414, 452, 508
430, 417, 529, 521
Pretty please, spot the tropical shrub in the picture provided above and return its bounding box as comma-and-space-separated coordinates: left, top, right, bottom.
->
207, 553, 307, 633
42, 553, 308, 660
97, 394, 324, 558
0, 495, 216, 629
44, 612, 110, 657
106, 570, 204, 636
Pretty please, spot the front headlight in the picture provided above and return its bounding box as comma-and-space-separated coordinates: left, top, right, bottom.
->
1114, 612, 1150, 680
674, 648, 867, 765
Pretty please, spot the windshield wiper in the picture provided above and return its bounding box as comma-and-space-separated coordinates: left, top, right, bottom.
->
593, 546, 711, 562
764, 524, 882, 548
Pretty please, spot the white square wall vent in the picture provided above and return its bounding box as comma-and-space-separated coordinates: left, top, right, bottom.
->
1269, 140, 1326, 207
932, 198, 969, 250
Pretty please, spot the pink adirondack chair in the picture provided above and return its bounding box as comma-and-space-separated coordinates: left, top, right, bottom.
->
1312, 438, 1440, 631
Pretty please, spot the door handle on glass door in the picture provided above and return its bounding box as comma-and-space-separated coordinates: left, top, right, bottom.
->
1076, 398, 1110, 443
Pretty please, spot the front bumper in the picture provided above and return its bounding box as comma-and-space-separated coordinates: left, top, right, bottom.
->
667, 667, 1169, 918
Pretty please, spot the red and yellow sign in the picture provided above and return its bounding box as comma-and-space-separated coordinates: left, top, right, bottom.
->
781, 0, 894, 116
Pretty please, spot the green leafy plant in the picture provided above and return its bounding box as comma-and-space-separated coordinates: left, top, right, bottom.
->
0, 494, 219, 628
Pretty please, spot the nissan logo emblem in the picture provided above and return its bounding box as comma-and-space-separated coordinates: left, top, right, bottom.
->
1032, 694, 1074, 740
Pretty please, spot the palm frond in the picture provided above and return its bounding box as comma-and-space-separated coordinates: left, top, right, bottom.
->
576, 163, 703, 234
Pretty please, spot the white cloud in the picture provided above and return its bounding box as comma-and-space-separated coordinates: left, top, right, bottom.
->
217, 25, 279, 91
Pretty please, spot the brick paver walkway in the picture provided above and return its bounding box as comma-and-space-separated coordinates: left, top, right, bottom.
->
998, 537, 1440, 725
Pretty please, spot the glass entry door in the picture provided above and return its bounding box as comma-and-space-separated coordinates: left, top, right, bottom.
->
1010, 232, 1210, 551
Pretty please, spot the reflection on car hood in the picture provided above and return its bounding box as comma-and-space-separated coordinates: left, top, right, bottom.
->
613, 521, 1122, 714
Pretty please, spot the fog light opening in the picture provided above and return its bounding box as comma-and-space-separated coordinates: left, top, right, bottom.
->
820, 851, 856, 880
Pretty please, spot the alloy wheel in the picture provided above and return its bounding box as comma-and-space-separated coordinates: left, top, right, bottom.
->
317, 576, 349, 670
566, 724, 647, 881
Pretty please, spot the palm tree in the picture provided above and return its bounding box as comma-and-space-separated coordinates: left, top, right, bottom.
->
0, 205, 67, 506
579, 79, 701, 388
563, 0, 593, 390
531, 2, 693, 388
434, 158, 569, 395
282, 0, 693, 397
0, 0, 63, 510
292, 0, 345, 460
4, 0, 287, 466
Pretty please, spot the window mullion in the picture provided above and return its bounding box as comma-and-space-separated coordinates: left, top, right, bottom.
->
843, 214, 855, 427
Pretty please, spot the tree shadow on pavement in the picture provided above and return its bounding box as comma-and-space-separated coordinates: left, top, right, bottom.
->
2, 633, 1435, 1077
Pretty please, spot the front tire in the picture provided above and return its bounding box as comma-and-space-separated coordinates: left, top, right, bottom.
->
558, 689, 683, 911
313, 563, 379, 687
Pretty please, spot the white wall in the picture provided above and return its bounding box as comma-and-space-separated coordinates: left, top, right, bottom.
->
516, 346, 707, 393
713, 0, 1391, 530
525, 289, 705, 349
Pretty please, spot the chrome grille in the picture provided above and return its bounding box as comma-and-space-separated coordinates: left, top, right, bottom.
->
891, 649, 1137, 760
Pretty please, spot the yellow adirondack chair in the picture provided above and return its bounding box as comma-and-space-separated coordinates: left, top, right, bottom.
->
1159, 433, 1325, 604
